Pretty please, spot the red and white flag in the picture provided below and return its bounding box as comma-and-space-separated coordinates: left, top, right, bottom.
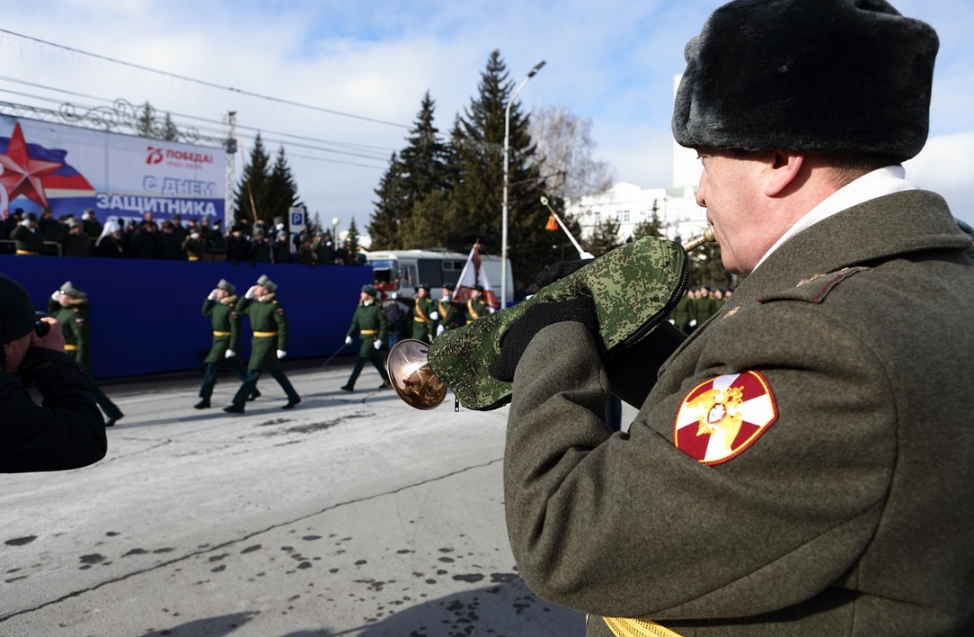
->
453, 243, 499, 310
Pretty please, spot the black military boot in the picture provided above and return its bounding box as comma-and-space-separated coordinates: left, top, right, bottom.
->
340, 385, 354, 392
282, 397, 302, 410
223, 404, 245, 414
194, 398, 210, 409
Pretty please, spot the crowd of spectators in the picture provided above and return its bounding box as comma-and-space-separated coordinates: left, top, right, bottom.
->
1, 208, 358, 266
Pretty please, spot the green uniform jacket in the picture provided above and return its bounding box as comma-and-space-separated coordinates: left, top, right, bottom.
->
504, 191, 974, 636
437, 297, 461, 332
0, 350, 107, 472
346, 302, 388, 357
411, 296, 437, 340
202, 296, 240, 363
465, 298, 488, 324
236, 294, 288, 370
9, 225, 45, 254
48, 298, 94, 375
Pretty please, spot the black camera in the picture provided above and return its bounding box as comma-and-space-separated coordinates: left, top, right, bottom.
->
34, 311, 51, 337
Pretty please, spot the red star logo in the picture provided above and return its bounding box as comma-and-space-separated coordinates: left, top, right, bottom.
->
0, 122, 64, 207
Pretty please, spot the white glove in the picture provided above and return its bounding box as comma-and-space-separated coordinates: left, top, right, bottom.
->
277, 350, 286, 359
430, 311, 439, 321
689, 319, 697, 327
436, 325, 445, 336
345, 336, 353, 345
245, 286, 257, 299
374, 340, 382, 350
487, 306, 496, 314
668, 319, 676, 326
208, 290, 218, 301
52, 290, 61, 301
225, 349, 235, 359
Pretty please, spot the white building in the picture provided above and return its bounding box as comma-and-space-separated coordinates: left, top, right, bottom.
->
564, 181, 706, 244
564, 74, 709, 244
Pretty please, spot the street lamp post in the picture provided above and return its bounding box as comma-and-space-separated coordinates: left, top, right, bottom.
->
331, 217, 340, 243
502, 59, 546, 309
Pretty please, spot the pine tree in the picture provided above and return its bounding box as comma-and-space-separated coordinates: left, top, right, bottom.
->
449, 50, 551, 284
233, 133, 271, 226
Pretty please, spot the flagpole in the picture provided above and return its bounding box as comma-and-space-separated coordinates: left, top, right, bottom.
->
540, 196, 594, 259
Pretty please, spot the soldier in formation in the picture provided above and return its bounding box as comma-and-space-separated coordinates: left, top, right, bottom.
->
340, 285, 391, 392
224, 275, 301, 413
47, 282, 124, 427
194, 279, 259, 409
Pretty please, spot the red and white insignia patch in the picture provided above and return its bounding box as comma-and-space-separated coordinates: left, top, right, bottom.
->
673, 371, 778, 465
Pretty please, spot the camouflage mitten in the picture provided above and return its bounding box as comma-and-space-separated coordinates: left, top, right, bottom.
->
427, 235, 690, 411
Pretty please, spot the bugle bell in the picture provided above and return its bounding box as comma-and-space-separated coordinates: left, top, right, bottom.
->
387, 227, 715, 411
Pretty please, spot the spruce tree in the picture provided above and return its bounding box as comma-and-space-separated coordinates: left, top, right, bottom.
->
585, 217, 623, 257
369, 152, 408, 250
233, 133, 271, 226
162, 113, 179, 141
265, 146, 302, 226
346, 218, 361, 261
137, 103, 156, 138
449, 50, 552, 284
370, 93, 452, 249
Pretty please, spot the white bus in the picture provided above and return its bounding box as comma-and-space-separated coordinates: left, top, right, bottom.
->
363, 248, 515, 307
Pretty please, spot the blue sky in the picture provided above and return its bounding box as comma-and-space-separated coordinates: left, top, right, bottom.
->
1, 0, 972, 231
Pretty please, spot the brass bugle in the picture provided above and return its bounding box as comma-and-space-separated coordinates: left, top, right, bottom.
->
681, 225, 716, 252
387, 226, 716, 410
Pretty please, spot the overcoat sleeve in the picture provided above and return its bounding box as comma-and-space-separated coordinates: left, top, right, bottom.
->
504, 306, 894, 621
272, 302, 289, 351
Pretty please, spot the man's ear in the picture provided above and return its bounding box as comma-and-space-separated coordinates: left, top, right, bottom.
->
764, 151, 805, 197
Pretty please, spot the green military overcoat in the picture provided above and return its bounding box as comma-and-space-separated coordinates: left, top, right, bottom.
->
504, 191, 974, 636
48, 298, 94, 375
411, 296, 437, 341
202, 296, 240, 364
346, 302, 388, 356
236, 294, 288, 370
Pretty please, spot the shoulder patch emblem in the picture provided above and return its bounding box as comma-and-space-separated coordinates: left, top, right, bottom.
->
276, 308, 285, 315
673, 371, 778, 465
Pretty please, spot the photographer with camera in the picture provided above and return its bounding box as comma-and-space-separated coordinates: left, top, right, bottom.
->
0, 273, 107, 473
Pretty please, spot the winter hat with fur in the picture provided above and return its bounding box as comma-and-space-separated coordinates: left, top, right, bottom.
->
672, 0, 938, 161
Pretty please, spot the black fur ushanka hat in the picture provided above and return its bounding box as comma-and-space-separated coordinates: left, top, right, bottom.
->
672, 0, 939, 161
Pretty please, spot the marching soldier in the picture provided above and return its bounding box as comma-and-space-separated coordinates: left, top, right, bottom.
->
410, 284, 439, 343
224, 275, 301, 413
48, 282, 124, 427
194, 279, 259, 409
340, 285, 391, 392
465, 284, 489, 324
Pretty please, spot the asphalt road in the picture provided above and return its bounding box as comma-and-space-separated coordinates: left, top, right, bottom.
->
0, 355, 640, 637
